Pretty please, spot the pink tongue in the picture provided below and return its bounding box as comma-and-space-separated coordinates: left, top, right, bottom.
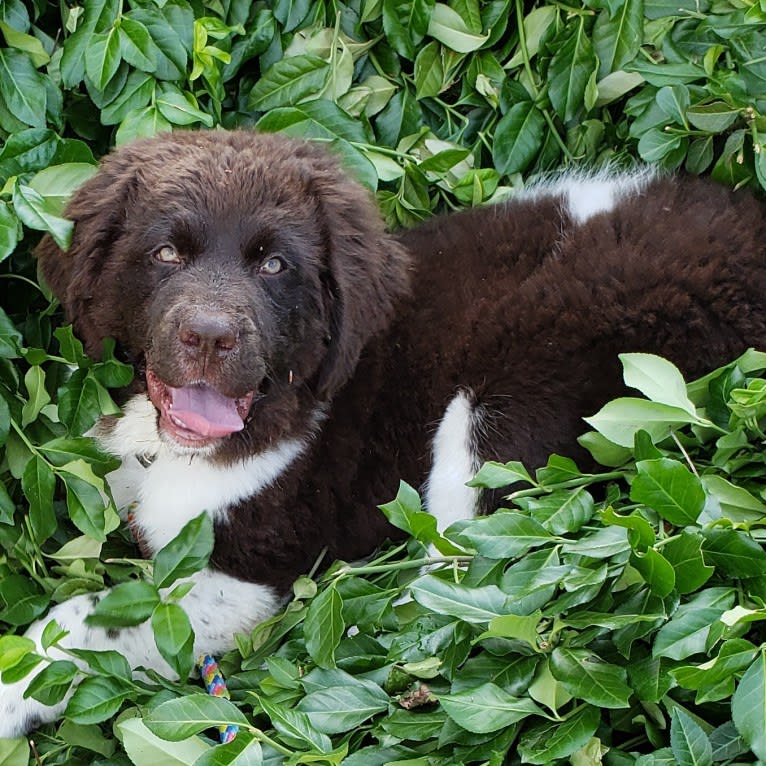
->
168, 384, 244, 438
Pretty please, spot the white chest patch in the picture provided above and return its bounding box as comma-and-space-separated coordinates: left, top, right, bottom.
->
97, 394, 310, 553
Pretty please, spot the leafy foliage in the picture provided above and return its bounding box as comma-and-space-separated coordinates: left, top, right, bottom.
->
1, 0, 766, 764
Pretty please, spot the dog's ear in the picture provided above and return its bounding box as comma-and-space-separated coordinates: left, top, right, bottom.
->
306, 157, 412, 399
35, 145, 143, 356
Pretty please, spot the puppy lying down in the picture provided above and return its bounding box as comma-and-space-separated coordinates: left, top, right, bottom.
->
2, 130, 766, 736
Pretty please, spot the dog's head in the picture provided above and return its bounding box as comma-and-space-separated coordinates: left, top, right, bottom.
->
37, 131, 411, 453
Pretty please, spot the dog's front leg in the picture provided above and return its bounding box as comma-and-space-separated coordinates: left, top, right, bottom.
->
0, 568, 280, 739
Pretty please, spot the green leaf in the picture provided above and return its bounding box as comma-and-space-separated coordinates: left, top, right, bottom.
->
732, 650, 766, 760
256, 695, 333, 753
413, 41, 444, 98
410, 574, 518, 622
151, 602, 195, 679
439, 682, 542, 733
518, 705, 601, 764
383, 0, 434, 59
671, 708, 713, 766
88, 580, 160, 627
12, 182, 73, 250
114, 105, 172, 145
686, 103, 739, 133
602, 506, 655, 549
129, 8, 188, 81
247, 54, 329, 111
630, 458, 705, 526
117, 17, 158, 73
0, 48, 46, 128
21, 454, 56, 544
427, 3, 489, 52
584, 398, 705, 447
654, 596, 734, 660
620, 353, 696, 413
119, 717, 209, 765
0, 200, 19, 261
630, 547, 676, 597
663, 533, 714, 594
638, 127, 683, 163
296, 682, 389, 734
548, 18, 597, 122
656, 84, 691, 126
701, 528, 766, 578
153, 512, 214, 589
593, 0, 643, 78
193, 733, 264, 766
550, 648, 632, 708
61, 469, 119, 541
451, 511, 554, 558
0, 736, 29, 766
28, 163, 98, 216
492, 101, 545, 175
26, 660, 78, 706
155, 85, 215, 127
304, 584, 344, 669
379, 481, 463, 554
145, 695, 249, 741
66, 675, 133, 724
468, 460, 534, 489
520, 487, 594, 535
21, 364, 50, 426
0, 574, 48, 625
84, 27, 122, 91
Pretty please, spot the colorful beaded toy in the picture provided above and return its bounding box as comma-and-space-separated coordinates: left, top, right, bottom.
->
198, 654, 238, 743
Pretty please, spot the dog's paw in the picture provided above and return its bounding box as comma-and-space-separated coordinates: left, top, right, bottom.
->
0, 675, 65, 739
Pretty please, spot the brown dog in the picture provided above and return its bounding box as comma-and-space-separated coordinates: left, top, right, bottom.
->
1, 130, 764, 736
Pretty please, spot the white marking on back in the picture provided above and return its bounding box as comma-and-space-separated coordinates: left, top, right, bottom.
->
521, 165, 658, 225
97, 393, 312, 553
424, 391, 481, 531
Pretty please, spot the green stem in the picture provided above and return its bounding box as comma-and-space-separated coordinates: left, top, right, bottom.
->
334, 555, 473, 577
10, 418, 42, 456
514, 0, 538, 99
250, 728, 295, 756
541, 108, 574, 161
507, 471, 626, 500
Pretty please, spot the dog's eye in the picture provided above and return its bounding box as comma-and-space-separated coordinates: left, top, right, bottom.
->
154, 245, 181, 264
260, 256, 284, 276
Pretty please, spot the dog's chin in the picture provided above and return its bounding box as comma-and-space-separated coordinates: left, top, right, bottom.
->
145, 368, 255, 453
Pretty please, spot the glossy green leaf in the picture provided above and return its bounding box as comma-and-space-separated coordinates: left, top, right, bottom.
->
304, 584, 344, 669
493, 101, 545, 175
145, 695, 249, 741
88, 580, 160, 627
296, 682, 389, 734
630, 459, 705, 526
518, 705, 601, 764
153, 512, 214, 589
550, 648, 632, 708
84, 28, 122, 91
247, 54, 329, 111
671, 708, 713, 766
151, 602, 195, 679
548, 18, 597, 122
439, 682, 542, 733
0, 48, 46, 127
66, 675, 133, 725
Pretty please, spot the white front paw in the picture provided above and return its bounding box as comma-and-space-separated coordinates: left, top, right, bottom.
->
0, 674, 65, 739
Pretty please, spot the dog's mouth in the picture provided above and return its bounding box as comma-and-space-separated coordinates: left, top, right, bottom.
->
146, 369, 255, 447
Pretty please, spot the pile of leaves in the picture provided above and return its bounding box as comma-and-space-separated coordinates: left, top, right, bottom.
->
2, 0, 766, 764
6, 347, 766, 765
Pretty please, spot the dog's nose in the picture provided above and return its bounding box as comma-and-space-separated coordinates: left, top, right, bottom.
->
179, 314, 238, 356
